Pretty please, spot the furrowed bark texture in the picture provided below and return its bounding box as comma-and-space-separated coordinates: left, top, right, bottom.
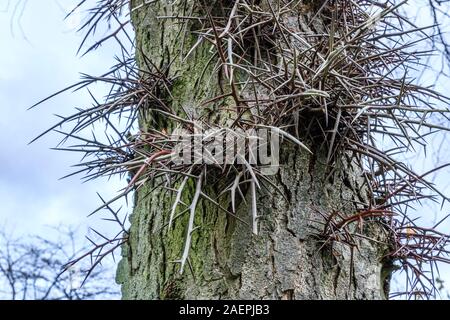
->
116, 0, 391, 299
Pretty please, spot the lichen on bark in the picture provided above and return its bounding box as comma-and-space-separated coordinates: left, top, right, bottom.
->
116, 0, 394, 300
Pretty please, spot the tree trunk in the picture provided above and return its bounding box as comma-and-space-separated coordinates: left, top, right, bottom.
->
116, 0, 391, 300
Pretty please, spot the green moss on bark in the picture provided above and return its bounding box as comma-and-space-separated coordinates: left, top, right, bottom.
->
117, 1, 390, 300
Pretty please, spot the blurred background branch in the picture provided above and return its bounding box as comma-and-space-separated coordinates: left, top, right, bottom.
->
0, 226, 120, 300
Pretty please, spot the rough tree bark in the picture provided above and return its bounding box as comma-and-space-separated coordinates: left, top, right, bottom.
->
116, 0, 392, 300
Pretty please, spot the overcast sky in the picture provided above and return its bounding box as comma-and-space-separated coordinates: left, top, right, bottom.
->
1, 0, 450, 299
0, 0, 128, 234
0, 0, 127, 295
